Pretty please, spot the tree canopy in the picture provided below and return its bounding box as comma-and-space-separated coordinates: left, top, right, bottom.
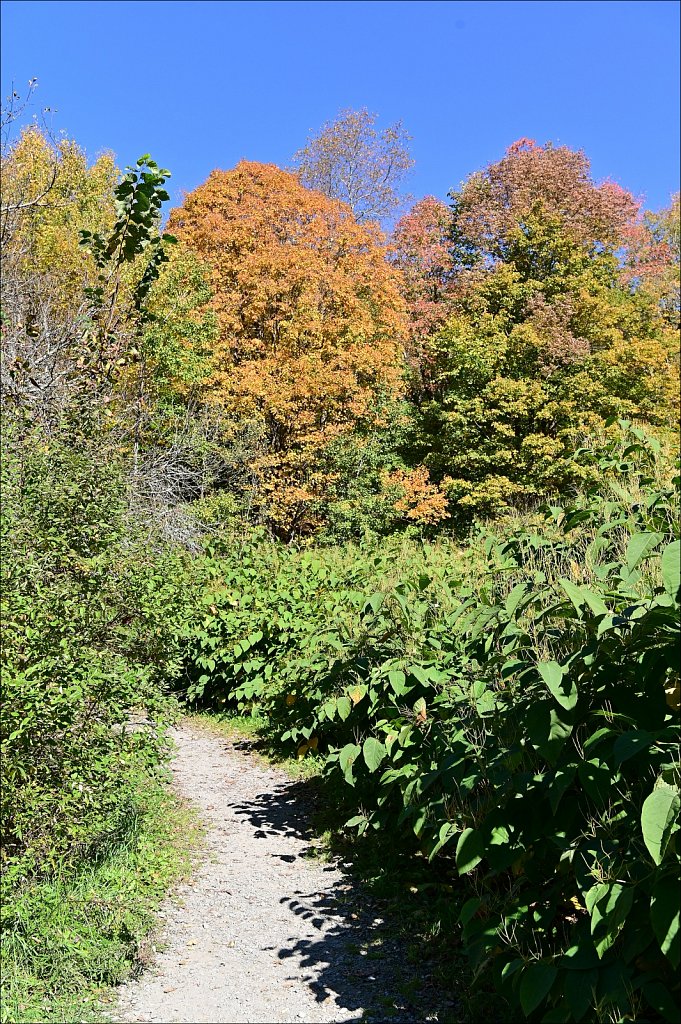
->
168, 159, 408, 534
293, 108, 414, 225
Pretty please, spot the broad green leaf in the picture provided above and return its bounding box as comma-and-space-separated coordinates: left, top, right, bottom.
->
362, 736, 387, 773
489, 825, 510, 845
336, 696, 352, 721
410, 665, 432, 686
548, 768, 575, 814
578, 759, 612, 807
459, 897, 483, 927
559, 944, 598, 970
563, 970, 598, 1021
661, 540, 681, 599
455, 828, 482, 874
546, 710, 573, 760
501, 657, 529, 679
559, 578, 608, 617
501, 959, 524, 983
320, 699, 337, 721
428, 822, 457, 860
526, 703, 572, 762
364, 592, 385, 615
578, 587, 608, 617
412, 806, 428, 837
538, 661, 578, 710
505, 583, 527, 617
613, 729, 654, 763
582, 726, 613, 754
588, 882, 634, 957
413, 696, 427, 721
388, 669, 407, 695
384, 731, 399, 751
651, 875, 680, 968
641, 779, 680, 864
626, 532, 664, 573
338, 743, 360, 786
558, 577, 587, 613
519, 963, 558, 1016
641, 979, 679, 1022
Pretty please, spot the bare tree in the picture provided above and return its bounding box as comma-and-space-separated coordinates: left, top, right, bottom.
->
292, 108, 414, 225
0, 80, 62, 245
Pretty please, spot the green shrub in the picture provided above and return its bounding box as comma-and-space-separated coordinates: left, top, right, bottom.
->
0, 424, 195, 889
184, 424, 680, 1022
0, 780, 197, 1024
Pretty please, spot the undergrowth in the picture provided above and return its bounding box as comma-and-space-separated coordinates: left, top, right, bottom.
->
182, 426, 680, 1024
0, 776, 200, 1024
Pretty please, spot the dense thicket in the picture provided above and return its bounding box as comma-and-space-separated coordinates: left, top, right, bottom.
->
184, 429, 680, 1023
1, 112, 678, 1024
1, 426, 192, 883
0, 132, 202, 1018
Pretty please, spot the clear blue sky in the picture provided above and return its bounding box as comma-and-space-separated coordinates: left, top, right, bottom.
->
2, 0, 679, 213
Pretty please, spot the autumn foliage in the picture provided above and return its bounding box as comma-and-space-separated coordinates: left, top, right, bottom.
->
387, 141, 680, 519
383, 465, 450, 524
160, 141, 679, 533
452, 137, 641, 257
169, 161, 408, 533
391, 196, 455, 387
622, 192, 680, 328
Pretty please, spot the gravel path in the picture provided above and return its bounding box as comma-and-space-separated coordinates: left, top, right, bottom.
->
114, 724, 444, 1024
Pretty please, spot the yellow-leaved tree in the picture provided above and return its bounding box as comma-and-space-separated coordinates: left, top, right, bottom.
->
1, 128, 121, 416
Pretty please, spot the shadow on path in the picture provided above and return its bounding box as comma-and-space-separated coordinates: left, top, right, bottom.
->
232, 775, 456, 1024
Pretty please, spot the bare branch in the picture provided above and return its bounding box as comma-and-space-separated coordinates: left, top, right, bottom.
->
292, 108, 414, 225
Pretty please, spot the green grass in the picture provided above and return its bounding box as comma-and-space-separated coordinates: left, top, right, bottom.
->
0, 776, 201, 1024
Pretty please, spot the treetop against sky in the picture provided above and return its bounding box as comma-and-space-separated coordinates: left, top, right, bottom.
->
1, 0, 679, 212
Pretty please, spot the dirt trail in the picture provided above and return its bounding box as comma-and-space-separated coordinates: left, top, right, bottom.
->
114, 724, 444, 1024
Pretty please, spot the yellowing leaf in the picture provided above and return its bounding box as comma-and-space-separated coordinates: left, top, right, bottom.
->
414, 697, 427, 724
665, 679, 680, 712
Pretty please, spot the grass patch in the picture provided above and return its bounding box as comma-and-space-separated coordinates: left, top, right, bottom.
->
0, 774, 201, 1024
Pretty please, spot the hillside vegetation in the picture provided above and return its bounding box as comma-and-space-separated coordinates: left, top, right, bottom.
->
1, 104, 679, 1023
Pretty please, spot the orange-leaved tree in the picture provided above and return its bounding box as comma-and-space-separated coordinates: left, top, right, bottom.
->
169, 161, 408, 535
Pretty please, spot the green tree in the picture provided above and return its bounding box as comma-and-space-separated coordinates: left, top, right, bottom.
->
409, 141, 679, 521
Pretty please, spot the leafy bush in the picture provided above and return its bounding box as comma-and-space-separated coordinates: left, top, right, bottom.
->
0, 423, 195, 890
183, 425, 680, 1022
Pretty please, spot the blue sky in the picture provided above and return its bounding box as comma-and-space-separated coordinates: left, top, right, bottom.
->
2, 0, 679, 214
